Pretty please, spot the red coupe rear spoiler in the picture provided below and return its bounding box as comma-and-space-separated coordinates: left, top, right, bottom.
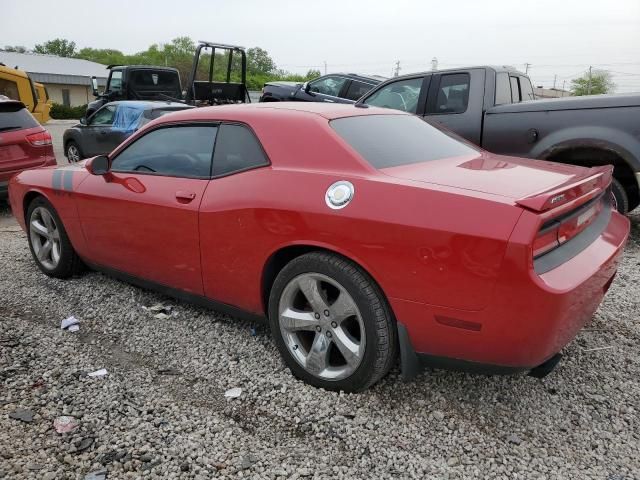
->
516, 166, 613, 212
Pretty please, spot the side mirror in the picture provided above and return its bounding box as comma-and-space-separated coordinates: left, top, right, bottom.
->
91, 76, 99, 97
79, 117, 87, 125
86, 155, 109, 175
302, 82, 311, 94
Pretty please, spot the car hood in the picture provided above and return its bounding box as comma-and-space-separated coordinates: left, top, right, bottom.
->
380, 152, 601, 200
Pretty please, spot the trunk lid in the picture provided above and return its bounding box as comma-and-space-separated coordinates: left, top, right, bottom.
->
381, 153, 605, 202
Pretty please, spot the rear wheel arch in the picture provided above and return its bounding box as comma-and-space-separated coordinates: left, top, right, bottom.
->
23, 191, 47, 223
544, 146, 639, 212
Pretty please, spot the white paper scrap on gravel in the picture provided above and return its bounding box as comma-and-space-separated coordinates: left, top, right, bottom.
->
224, 387, 242, 398
61, 316, 79, 330
87, 368, 108, 377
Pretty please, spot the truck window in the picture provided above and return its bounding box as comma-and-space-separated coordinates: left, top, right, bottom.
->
108, 71, 123, 93
509, 76, 520, 102
429, 73, 470, 114
0, 78, 20, 101
130, 71, 180, 91
494, 73, 511, 105
519, 76, 535, 101
363, 77, 423, 113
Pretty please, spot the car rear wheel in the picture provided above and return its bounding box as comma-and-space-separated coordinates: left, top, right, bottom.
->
27, 197, 82, 278
269, 252, 397, 392
611, 178, 629, 214
66, 141, 83, 163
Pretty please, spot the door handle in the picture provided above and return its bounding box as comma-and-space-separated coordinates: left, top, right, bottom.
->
175, 191, 196, 203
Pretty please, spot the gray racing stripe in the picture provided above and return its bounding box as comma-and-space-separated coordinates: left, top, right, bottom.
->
52, 170, 63, 191
63, 170, 74, 191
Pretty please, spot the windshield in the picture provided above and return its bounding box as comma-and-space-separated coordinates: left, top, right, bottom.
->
0, 104, 39, 131
331, 114, 478, 169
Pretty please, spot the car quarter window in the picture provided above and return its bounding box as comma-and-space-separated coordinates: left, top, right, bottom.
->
344, 80, 374, 101
494, 72, 512, 105
90, 105, 116, 125
363, 77, 423, 113
429, 73, 470, 114
510, 76, 520, 102
309, 76, 347, 97
519, 76, 535, 101
111, 125, 217, 178
212, 124, 269, 177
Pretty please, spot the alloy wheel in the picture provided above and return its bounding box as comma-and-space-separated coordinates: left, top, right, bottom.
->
29, 207, 62, 270
278, 273, 366, 380
67, 144, 80, 163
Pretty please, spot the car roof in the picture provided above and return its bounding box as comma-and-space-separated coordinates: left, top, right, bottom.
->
333, 73, 386, 83
107, 65, 180, 72
153, 102, 409, 124
0, 96, 25, 109
103, 100, 193, 111
382, 65, 525, 80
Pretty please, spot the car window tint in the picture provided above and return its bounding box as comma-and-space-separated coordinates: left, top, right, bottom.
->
90, 105, 116, 126
212, 124, 269, 177
0, 104, 39, 130
111, 125, 217, 178
363, 77, 423, 113
519, 76, 535, 101
430, 73, 470, 114
494, 72, 512, 105
510, 76, 520, 102
344, 81, 373, 101
309, 76, 347, 96
331, 114, 477, 169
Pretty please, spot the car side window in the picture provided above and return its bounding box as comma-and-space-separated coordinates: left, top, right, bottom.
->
308, 76, 347, 97
212, 124, 269, 177
0, 78, 20, 100
344, 81, 374, 101
429, 73, 470, 114
519, 76, 535, 101
494, 72, 512, 105
89, 105, 116, 126
510, 76, 520, 102
363, 77, 423, 113
111, 125, 217, 178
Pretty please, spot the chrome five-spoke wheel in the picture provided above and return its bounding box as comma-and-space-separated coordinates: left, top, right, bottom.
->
278, 272, 366, 381
29, 206, 62, 270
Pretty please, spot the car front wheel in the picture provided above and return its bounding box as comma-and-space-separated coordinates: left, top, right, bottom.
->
27, 197, 83, 278
66, 141, 83, 163
269, 252, 397, 392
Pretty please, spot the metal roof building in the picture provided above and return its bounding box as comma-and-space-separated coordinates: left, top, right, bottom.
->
0, 51, 108, 107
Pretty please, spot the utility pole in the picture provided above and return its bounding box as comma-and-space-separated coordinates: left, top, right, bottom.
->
431, 57, 438, 71
553, 74, 557, 90
394, 60, 401, 77
323, 61, 327, 75
524, 63, 531, 75
562, 80, 566, 96
587, 66, 593, 95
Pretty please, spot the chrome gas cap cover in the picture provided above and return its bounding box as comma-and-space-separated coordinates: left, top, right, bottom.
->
325, 181, 354, 209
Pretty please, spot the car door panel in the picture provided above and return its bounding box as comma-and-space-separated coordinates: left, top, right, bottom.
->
75, 173, 208, 294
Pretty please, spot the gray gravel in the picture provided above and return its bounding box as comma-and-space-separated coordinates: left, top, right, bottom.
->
1, 201, 639, 479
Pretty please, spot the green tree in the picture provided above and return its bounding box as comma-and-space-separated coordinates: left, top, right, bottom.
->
571, 69, 615, 96
34, 38, 76, 57
305, 69, 321, 79
2, 45, 28, 53
75, 48, 126, 66
246, 47, 276, 75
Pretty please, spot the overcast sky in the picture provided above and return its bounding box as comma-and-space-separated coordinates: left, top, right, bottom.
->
4, 0, 640, 92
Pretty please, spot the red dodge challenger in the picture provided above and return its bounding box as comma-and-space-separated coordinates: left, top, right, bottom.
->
8, 103, 629, 392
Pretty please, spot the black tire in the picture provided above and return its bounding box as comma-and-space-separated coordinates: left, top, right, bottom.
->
26, 197, 83, 279
611, 178, 629, 215
268, 252, 397, 392
66, 141, 83, 163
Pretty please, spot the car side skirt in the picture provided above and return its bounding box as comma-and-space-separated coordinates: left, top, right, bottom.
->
84, 261, 267, 325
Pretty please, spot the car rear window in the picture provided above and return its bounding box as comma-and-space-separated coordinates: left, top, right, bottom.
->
330, 114, 478, 169
0, 104, 39, 131
130, 71, 180, 91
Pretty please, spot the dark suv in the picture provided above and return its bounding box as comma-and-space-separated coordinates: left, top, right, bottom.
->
259, 73, 384, 104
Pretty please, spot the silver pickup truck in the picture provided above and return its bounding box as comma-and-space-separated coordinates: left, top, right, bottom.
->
358, 66, 640, 213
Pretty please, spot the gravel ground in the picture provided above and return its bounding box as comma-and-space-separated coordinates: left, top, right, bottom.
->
0, 202, 639, 479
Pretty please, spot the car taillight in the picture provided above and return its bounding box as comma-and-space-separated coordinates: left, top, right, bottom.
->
26, 131, 52, 146
533, 198, 603, 259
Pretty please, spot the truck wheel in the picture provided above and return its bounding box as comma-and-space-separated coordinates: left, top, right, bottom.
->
268, 252, 397, 392
611, 178, 629, 214
66, 141, 83, 163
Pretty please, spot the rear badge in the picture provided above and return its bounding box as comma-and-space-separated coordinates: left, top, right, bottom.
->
325, 181, 354, 210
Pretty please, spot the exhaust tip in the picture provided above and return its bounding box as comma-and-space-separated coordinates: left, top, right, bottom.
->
528, 353, 562, 379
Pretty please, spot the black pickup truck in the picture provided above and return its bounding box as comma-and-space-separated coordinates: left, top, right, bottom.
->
359, 66, 640, 213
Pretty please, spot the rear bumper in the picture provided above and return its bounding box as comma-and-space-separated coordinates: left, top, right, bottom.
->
393, 209, 629, 377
